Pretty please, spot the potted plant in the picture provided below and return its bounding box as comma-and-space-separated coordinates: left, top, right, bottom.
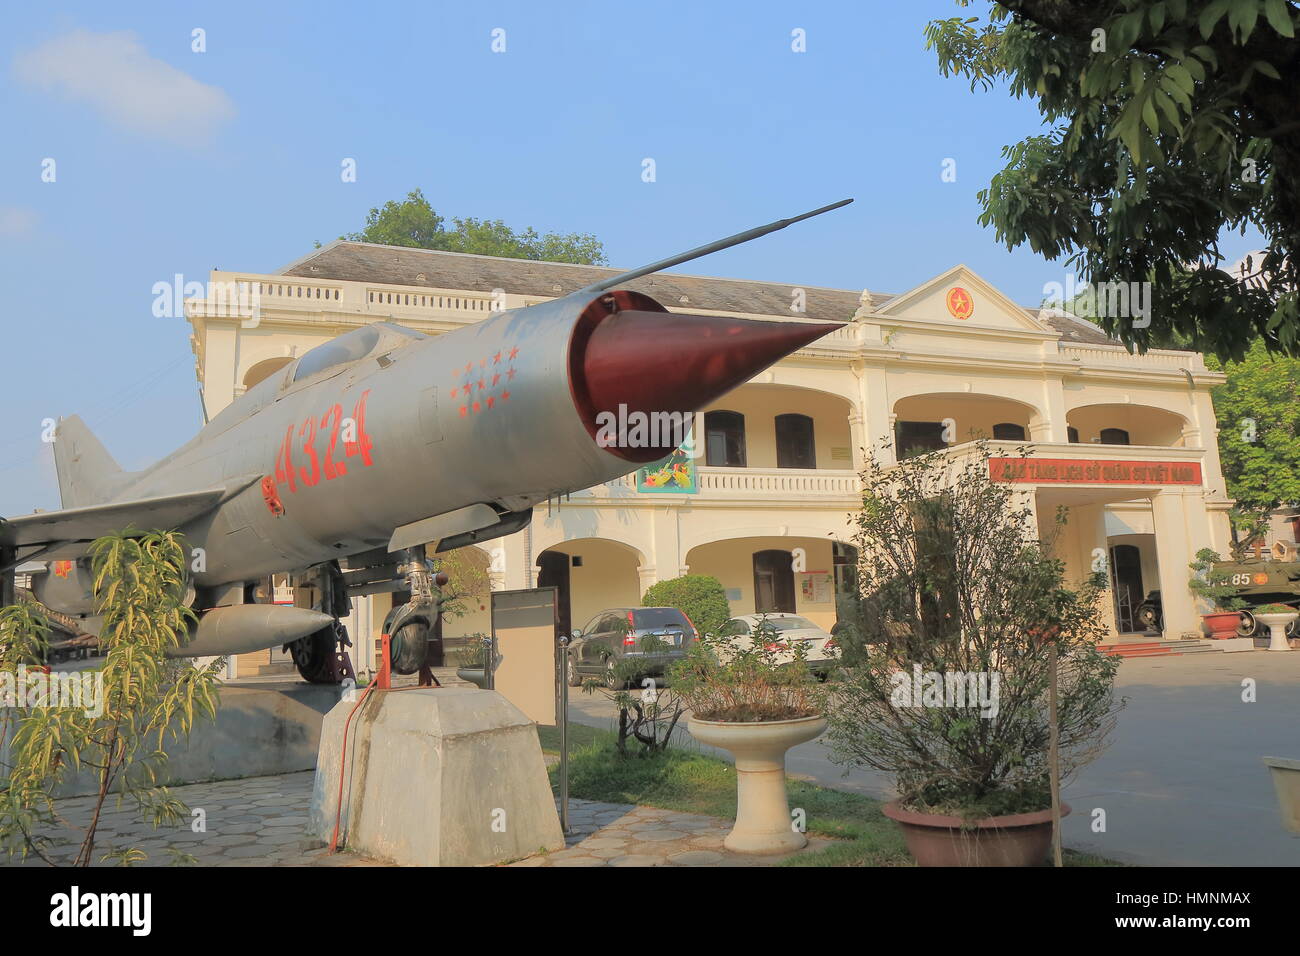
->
1252, 603, 1297, 652
1262, 756, 1300, 833
1188, 549, 1248, 639
669, 624, 824, 854
452, 634, 490, 688
823, 441, 1123, 866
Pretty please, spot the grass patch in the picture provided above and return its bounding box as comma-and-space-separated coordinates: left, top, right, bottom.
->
539, 727, 1121, 867
535, 722, 604, 754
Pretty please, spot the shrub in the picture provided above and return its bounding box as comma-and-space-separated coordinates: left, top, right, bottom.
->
669, 624, 820, 722
1188, 548, 1249, 612
0, 530, 222, 865
822, 441, 1123, 817
642, 575, 730, 637
581, 633, 684, 757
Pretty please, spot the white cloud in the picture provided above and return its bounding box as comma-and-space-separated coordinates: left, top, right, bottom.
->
0, 207, 38, 237
13, 30, 235, 145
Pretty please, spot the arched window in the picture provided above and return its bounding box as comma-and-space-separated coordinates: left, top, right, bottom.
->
753, 550, 795, 613
1100, 428, 1131, 445
775, 413, 816, 469
895, 420, 947, 459
992, 422, 1026, 441
705, 411, 746, 467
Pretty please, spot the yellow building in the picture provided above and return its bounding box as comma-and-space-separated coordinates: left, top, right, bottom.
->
185, 242, 1233, 674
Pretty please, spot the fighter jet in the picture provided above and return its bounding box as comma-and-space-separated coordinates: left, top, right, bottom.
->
1, 200, 851, 682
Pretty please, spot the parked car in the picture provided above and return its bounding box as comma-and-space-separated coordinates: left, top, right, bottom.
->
716, 613, 839, 677
566, 606, 697, 686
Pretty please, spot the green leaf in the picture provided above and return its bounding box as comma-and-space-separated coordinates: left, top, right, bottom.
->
1198, 0, 1232, 38
1264, 0, 1295, 37
1229, 0, 1261, 42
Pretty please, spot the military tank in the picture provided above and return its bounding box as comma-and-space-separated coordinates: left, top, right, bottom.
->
1135, 559, 1300, 637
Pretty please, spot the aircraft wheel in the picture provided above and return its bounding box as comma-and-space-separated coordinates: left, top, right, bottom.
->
290, 623, 347, 684
1237, 610, 1258, 638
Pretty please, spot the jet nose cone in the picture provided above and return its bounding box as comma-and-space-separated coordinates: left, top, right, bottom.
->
569, 308, 843, 462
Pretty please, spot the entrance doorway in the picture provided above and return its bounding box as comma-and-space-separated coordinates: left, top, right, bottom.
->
537, 551, 572, 638
753, 549, 795, 613
1109, 544, 1144, 633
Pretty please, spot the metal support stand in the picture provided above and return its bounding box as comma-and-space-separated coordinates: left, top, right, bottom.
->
557, 633, 570, 834
484, 633, 497, 690
0, 546, 15, 608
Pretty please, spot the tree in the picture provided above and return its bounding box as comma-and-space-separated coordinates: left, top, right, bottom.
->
926, 1, 1300, 360
0, 531, 222, 866
1205, 339, 1300, 547
337, 188, 607, 265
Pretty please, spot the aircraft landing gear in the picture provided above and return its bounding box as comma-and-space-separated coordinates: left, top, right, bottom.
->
290, 619, 354, 684
382, 546, 447, 679
287, 562, 355, 684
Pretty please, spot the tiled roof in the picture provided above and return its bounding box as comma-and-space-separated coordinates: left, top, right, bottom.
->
281, 240, 1120, 345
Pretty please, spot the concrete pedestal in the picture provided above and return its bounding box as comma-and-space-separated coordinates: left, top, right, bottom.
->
310, 687, 563, 866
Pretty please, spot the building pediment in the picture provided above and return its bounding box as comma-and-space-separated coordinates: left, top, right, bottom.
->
873, 265, 1052, 336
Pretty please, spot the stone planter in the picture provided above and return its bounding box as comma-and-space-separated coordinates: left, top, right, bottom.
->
1254, 612, 1297, 652
456, 667, 489, 689
1202, 611, 1242, 640
687, 714, 826, 854
1263, 756, 1300, 834
882, 801, 1070, 867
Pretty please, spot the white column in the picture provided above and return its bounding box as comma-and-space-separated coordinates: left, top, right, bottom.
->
1150, 491, 1215, 638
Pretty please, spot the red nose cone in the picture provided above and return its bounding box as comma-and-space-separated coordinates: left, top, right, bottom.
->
569, 300, 843, 462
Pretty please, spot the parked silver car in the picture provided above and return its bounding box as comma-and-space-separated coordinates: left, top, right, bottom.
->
716, 613, 838, 676
566, 606, 697, 686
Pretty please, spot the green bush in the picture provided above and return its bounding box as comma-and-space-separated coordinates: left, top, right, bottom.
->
641, 575, 730, 636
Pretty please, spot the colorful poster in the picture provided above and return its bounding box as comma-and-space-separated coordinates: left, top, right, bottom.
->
636, 446, 697, 494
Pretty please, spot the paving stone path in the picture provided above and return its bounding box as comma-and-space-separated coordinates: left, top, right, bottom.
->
15, 772, 831, 867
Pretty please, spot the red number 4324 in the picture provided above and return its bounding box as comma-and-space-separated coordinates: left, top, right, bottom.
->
273, 390, 375, 493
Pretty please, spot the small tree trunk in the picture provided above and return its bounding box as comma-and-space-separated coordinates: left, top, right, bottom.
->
1048, 643, 1062, 868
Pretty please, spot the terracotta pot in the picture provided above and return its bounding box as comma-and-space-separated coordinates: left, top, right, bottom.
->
1202, 611, 1242, 640
1254, 612, 1297, 652
882, 801, 1070, 866
687, 714, 826, 854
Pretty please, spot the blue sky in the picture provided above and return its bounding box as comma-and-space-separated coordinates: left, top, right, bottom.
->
0, 0, 1264, 515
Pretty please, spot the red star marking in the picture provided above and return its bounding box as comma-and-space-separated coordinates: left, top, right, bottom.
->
472, 401, 481, 413
459, 405, 468, 417
493, 352, 501, 364
501, 390, 511, 402
507, 367, 517, 380
491, 373, 500, 386
487, 396, 496, 409
477, 379, 485, 390
449, 386, 458, 398
509, 346, 519, 360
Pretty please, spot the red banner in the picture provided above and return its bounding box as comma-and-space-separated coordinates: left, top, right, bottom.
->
989, 457, 1202, 486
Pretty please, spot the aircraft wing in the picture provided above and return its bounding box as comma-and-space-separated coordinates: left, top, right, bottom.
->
0, 488, 231, 562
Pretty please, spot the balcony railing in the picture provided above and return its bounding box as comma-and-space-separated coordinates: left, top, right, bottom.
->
571, 467, 860, 502
1058, 344, 1206, 372
697, 466, 859, 496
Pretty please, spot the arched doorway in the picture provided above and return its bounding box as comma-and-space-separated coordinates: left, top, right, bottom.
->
1109, 543, 1144, 633
753, 549, 795, 613
537, 551, 572, 638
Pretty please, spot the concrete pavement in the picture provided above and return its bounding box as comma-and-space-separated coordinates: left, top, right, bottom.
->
567, 651, 1300, 866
